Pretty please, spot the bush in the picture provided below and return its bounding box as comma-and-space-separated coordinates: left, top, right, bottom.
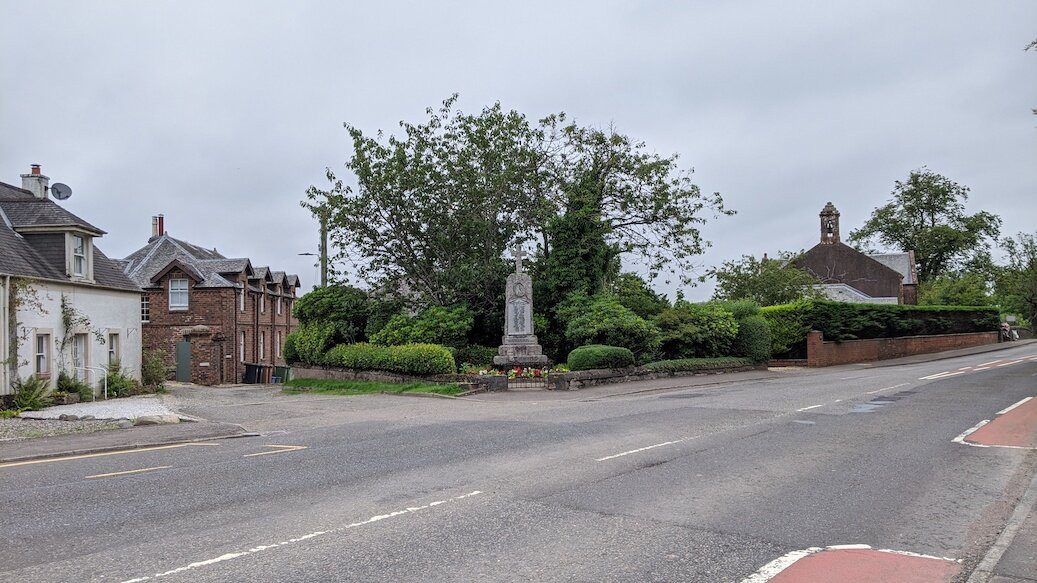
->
323, 343, 456, 375
283, 331, 300, 364
655, 302, 739, 359
731, 315, 772, 363
295, 322, 337, 365
640, 357, 754, 373
563, 295, 661, 363
13, 375, 54, 410
370, 306, 474, 347
760, 300, 1001, 358
293, 285, 370, 343
141, 349, 168, 387
711, 299, 761, 320
455, 345, 498, 367
567, 345, 636, 371
104, 361, 141, 398
59, 371, 94, 401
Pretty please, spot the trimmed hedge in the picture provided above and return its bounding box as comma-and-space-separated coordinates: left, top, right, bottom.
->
732, 315, 772, 363
455, 344, 499, 366
323, 342, 456, 375
640, 357, 754, 373
568, 345, 636, 371
760, 300, 1000, 357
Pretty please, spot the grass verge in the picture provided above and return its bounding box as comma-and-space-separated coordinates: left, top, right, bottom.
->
283, 378, 463, 396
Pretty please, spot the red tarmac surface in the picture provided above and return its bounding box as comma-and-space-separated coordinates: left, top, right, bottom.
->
967, 396, 1037, 448
769, 548, 959, 583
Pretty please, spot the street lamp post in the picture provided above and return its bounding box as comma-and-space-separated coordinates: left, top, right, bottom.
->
299, 210, 329, 288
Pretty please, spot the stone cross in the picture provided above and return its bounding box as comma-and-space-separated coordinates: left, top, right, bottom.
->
512, 244, 526, 273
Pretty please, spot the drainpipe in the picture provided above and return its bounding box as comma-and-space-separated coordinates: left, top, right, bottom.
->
2, 275, 9, 396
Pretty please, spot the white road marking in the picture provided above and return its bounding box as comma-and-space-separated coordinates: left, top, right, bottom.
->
865, 382, 910, 395
965, 469, 1037, 583
796, 405, 823, 412
86, 466, 171, 479
958, 367, 973, 371
243, 445, 308, 458
952, 419, 991, 448
997, 397, 1032, 415
974, 367, 991, 371
996, 359, 1025, 367
920, 370, 967, 380
119, 490, 484, 582
740, 545, 957, 582
595, 438, 695, 462
977, 360, 1004, 367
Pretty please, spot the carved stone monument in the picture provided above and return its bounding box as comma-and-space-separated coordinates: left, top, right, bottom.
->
494, 246, 550, 368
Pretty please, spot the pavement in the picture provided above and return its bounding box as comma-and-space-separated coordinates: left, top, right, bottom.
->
0, 338, 1034, 581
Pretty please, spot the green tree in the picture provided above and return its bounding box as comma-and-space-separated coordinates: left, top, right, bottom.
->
306, 96, 730, 343
996, 232, 1037, 325
293, 285, 370, 344
848, 169, 1001, 282
918, 273, 992, 306
609, 273, 670, 319
708, 253, 822, 306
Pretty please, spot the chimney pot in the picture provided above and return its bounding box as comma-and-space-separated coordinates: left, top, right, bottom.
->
158, 214, 165, 236
31, 164, 41, 175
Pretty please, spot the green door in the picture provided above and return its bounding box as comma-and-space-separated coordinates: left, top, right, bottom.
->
175, 340, 191, 382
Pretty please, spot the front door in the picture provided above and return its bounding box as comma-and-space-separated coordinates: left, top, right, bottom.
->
175, 340, 191, 382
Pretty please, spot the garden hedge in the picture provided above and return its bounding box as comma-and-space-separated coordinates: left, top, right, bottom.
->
455, 344, 499, 367
640, 357, 754, 373
760, 300, 1000, 357
731, 315, 772, 363
323, 342, 456, 376
567, 345, 636, 371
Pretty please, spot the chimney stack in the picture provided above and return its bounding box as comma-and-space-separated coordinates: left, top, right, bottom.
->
158, 214, 165, 236
151, 216, 159, 238
20, 164, 50, 199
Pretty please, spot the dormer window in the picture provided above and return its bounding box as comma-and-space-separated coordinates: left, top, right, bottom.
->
66, 232, 93, 280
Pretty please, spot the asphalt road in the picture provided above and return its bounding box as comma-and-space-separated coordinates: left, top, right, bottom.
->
2, 344, 1035, 582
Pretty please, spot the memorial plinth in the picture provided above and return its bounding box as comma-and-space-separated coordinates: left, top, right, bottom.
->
494, 249, 550, 368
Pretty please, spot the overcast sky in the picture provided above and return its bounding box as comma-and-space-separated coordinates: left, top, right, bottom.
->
2, 1, 1034, 300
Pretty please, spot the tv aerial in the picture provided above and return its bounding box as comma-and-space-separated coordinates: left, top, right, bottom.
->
51, 183, 72, 200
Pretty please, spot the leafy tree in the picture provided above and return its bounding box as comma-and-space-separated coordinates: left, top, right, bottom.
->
370, 306, 474, 347
306, 96, 730, 345
708, 253, 822, 306
562, 294, 661, 363
848, 169, 1001, 282
609, 273, 670, 319
996, 232, 1037, 326
655, 301, 738, 359
918, 273, 992, 306
292, 285, 370, 344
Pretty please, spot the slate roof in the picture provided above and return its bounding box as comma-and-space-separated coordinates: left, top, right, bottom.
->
122, 234, 296, 293
868, 252, 918, 285
0, 181, 139, 291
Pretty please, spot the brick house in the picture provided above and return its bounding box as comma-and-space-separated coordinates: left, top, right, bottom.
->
793, 202, 918, 304
0, 165, 142, 397
120, 217, 300, 385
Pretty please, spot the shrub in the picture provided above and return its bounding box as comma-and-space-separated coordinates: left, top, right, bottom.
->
370, 306, 474, 347
711, 299, 761, 320
365, 296, 406, 339
640, 357, 754, 373
295, 322, 337, 365
59, 370, 94, 401
141, 349, 168, 387
13, 375, 54, 410
455, 344, 498, 367
567, 345, 636, 371
655, 302, 739, 359
731, 315, 772, 363
283, 331, 300, 364
563, 295, 661, 363
293, 285, 370, 343
322, 342, 456, 375
760, 301, 813, 357
104, 361, 141, 398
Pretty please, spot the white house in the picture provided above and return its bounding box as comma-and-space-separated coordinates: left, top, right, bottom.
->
0, 165, 142, 397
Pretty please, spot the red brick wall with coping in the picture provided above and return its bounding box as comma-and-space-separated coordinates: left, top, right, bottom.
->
804, 330, 998, 367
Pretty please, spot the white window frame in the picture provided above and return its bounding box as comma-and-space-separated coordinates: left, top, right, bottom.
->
169, 278, 189, 310
35, 332, 51, 376
277, 296, 282, 315
141, 294, 151, 322
72, 333, 88, 381
66, 233, 93, 279
108, 332, 120, 366
239, 288, 245, 312
240, 331, 246, 361
259, 331, 265, 360
275, 331, 281, 360
72, 235, 86, 275
260, 293, 265, 313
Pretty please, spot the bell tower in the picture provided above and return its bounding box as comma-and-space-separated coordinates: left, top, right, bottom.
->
820, 202, 840, 245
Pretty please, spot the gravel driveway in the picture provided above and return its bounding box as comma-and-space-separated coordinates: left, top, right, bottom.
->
3, 394, 182, 441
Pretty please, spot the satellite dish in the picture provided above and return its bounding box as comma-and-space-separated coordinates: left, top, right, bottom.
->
52, 183, 72, 200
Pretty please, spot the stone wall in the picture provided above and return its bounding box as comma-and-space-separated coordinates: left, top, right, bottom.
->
804, 330, 998, 367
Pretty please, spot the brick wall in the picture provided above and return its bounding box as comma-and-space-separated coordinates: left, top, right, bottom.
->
805, 330, 999, 367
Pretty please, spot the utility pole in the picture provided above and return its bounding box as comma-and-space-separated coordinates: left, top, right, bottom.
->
318, 209, 328, 288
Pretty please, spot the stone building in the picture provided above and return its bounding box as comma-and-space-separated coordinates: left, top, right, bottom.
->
793, 202, 918, 304
120, 217, 300, 384
0, 165, 142, 396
